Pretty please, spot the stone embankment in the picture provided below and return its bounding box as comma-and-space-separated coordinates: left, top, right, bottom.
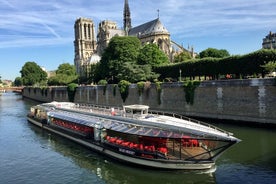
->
22, 78, 276, 124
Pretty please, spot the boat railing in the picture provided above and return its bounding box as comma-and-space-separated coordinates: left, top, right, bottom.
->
63, 103, 232, 136
72, 103, 123, 116
148, 110, 233, 136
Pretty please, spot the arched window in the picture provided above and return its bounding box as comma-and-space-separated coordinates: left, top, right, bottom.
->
158, 39, 163, 49
88, 25, 91, 39
84, 24, 87, 39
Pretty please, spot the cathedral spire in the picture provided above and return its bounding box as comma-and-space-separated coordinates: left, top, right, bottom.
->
123, 0, 131, 33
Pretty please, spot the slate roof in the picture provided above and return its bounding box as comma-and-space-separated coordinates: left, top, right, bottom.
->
128, 18, 169, 37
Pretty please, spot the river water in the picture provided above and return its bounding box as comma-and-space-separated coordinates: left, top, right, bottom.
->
0, 92, 276, 184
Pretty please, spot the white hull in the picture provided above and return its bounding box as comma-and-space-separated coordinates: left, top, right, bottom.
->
27, 117, 215, 170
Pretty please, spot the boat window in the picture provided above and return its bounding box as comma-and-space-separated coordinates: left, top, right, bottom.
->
123, 105, 149, 118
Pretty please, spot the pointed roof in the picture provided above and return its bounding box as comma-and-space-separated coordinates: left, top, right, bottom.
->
123, 0, 131, 31
128, 18, 169, 37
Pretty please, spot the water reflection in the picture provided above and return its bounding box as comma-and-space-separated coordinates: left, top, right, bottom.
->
215, 124, 276, 183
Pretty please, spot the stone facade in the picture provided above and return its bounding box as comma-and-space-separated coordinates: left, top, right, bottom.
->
128, 18, 171, 57
97, 20, 125, 56
262, 31, 276, 49
74, 18, 97, 76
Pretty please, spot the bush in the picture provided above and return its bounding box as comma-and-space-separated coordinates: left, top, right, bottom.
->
67, 83, 78, 102
98, 79, 108, 95
137, 81, 145, 96
154, 49, 276, 80
118, 80, 131, 102
183, 80, 200, 105
98, 79, 108, 85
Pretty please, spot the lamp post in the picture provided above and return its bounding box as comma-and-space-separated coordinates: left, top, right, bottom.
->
179, 69, 182, 82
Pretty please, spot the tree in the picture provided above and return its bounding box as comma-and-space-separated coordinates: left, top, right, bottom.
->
13, 77, 23, 86
199, 48, 230, 58
48, 63, 78, 86
95, 37, 168, 83
96, 36, 141, 83
173, 51, 192, 63
56, 63, 77, 76
20, 61, 47, 86
261, 61, 276, 74
117, 62, 159, 82
137, 44, 169, 66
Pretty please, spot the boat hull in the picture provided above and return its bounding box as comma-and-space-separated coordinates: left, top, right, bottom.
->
27, 117, 215, 170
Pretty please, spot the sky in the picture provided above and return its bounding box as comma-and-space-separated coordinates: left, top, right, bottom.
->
0, 0, 276, 81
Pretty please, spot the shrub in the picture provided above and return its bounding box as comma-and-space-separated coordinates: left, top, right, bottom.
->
118, 80, 131, 102
137, 81, 145, 96
183, 80, 200, 105
67, 83, 78, 102
98, 79, 108, 95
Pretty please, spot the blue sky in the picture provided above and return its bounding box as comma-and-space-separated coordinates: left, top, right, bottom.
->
0, 0, 276, 80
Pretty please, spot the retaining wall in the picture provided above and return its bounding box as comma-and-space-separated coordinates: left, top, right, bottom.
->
22, 78, 276, 124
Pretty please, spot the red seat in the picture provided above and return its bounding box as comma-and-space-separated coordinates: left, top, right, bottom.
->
116, 139, 123, 145
158, 147, 168, 155
133, 144, 139, 149
128, 142, 134, 148
109, 137, 117, 143
122, 141, 130, 147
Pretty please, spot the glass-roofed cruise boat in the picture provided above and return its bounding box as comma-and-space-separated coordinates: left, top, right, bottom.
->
27, 102, 240, 170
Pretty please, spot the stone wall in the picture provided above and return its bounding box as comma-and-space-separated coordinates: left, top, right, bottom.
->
22, 78, 276, 124
22, 87, 69, 102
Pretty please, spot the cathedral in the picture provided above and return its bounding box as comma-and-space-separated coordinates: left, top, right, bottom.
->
74, 0, 189, 77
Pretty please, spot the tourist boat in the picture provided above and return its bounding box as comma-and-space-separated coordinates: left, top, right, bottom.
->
27, 101, 240, 170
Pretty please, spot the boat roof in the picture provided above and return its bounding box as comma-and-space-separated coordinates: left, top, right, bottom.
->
47, 109, 238, 141
123, 104, 149, 110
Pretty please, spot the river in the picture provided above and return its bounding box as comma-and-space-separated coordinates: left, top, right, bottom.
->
0, 92, 275, 184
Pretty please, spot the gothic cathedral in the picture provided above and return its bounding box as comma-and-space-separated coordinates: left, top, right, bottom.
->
74, 0, 179, 77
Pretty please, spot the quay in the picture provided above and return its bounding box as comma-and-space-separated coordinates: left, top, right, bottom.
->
22, 78, 276, 125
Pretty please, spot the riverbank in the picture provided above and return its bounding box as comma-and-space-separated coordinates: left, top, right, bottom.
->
22, 78, 276, 125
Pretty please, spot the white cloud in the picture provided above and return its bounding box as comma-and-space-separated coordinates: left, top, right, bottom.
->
0, 0, 275, 48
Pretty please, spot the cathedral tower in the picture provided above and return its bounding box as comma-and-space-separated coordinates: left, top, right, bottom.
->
123, 0, 131, 33
74, 18, 97, 75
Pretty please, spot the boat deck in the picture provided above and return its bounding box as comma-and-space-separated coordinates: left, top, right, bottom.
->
166, 141, 211, 160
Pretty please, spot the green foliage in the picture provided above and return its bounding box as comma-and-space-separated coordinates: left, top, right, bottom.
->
137, 81, 145, 96
95, 37, 163, 83
117, 63, 159, 83
155, 81, 162, 105
67, 83, 78, 102
98, 79, 108, 95
154, 49, 276, 80
13, 77, 23, 86
174, 51, 192, 62
98, 79, 108, 85
48, 63, 78, 86
137, 44, 169, 66
118, 80, 131, 102
87, 63, 98, 84
20, 61, 47, 86
261, 61, 276, 73
199, 48, 230, 58
96, 36, 141, 83
57, 63, 77, 75
183, 80, 200, 105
